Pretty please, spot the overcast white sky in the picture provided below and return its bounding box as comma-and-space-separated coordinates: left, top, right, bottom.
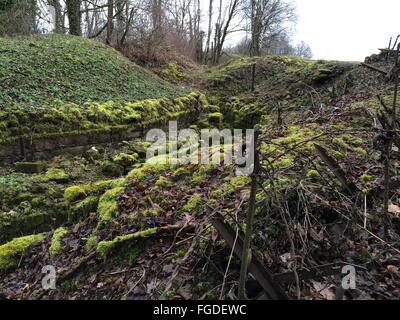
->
292, 0, 400, 61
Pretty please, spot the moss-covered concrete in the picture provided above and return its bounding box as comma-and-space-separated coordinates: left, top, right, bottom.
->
0, 233, 45, 271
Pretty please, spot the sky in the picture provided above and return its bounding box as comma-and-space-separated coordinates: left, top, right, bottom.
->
292, 0, 400, 61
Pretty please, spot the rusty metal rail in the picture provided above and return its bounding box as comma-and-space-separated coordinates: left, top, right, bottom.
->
210, 212, 288, 300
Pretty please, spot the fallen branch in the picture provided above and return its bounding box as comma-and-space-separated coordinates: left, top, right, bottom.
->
360, 63, 388, 76
210, 212, 288, 300
314, 144, 358, 196
238, 127, 260, 299
274, 262, 367, 284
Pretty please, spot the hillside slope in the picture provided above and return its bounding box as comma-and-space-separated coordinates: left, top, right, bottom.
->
0, 34, 187, 107
0, 35, 208, 147
1, 49, 400, 300
195, 55, 388, 106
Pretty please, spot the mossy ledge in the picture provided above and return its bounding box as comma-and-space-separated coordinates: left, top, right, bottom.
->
0, 205, 68, 245
97, 228, 157, 256
0, 92, 208, 163
0, 233, 45, 271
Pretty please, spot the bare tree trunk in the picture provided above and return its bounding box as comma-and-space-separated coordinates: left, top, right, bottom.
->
51, 0, 63, 33
30, 0, 37, 33
106, 0, 114, 44
66, 0, 81, 36
120, 3, 136, 46
204, 0, 213, 64
147, 0, 163, 60
84, 0, 91, 35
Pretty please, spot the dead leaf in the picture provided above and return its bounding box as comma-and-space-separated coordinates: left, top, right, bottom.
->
211, 228, 219, 242
387, 265, 399, 274
162, 264, 174, 274
279, 252, 292, 264
177, 284, 193, 300
310, 228, 324, 242
146, 281, 157, 294
312, 281, 336, 300
388, 203, 400, 216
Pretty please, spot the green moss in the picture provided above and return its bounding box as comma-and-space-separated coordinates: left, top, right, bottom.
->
155, 176, 172, 188
31, 197, 41, 208
64, 185, 87, 203
209, 174, 250, 201
97, 187, 124, 224
182, 194, 205, 214
18, 193, 33, 202
191, 174, 206, 186
333, 135, 365, 154
208, 112, 223, 125
230, 175, 251, 188
142, 160, 170, 174
71, 195, 99, 217
172, 167, 190, 181
112, 153, 138, 168
19, 201, 32, 215
49, 227, 68, 257
0, 233, 45, 271
85, 235, 98, 252
45, 168, 69, 182
191, 165, 213, 186
0, 91, 204, 145
307, 169, 320, 178
354, 147, 367, 156
172, 247, 187, 259
195, 282, 214, 297
360, 174, 374, 183
342, 134, 364, 146
127, 167, 147, 182
160, 62, 186, 81
92, 178, 126, 194
211, 183, 234, 199
332, 150, 344, 159
96, 228, 157, 256
311, 68, 333, 82
141, 208, 161, 218
273, 127, 317, 149
198, 93, 209, 107
274, 157, 294, 169
164, 288, 177, 300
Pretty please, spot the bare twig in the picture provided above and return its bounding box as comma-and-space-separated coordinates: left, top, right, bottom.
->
238, 127, 260, 300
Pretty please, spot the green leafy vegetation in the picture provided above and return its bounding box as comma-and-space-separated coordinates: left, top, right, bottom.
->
0, 34, 187, 107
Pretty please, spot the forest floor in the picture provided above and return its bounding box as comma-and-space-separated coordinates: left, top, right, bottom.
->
1, 35, 400, 300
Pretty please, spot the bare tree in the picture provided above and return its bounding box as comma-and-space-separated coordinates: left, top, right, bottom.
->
212, 0, 242, 64
295, 40, 312, 58
204, 0, 213, 63
246, 0, 296, 56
